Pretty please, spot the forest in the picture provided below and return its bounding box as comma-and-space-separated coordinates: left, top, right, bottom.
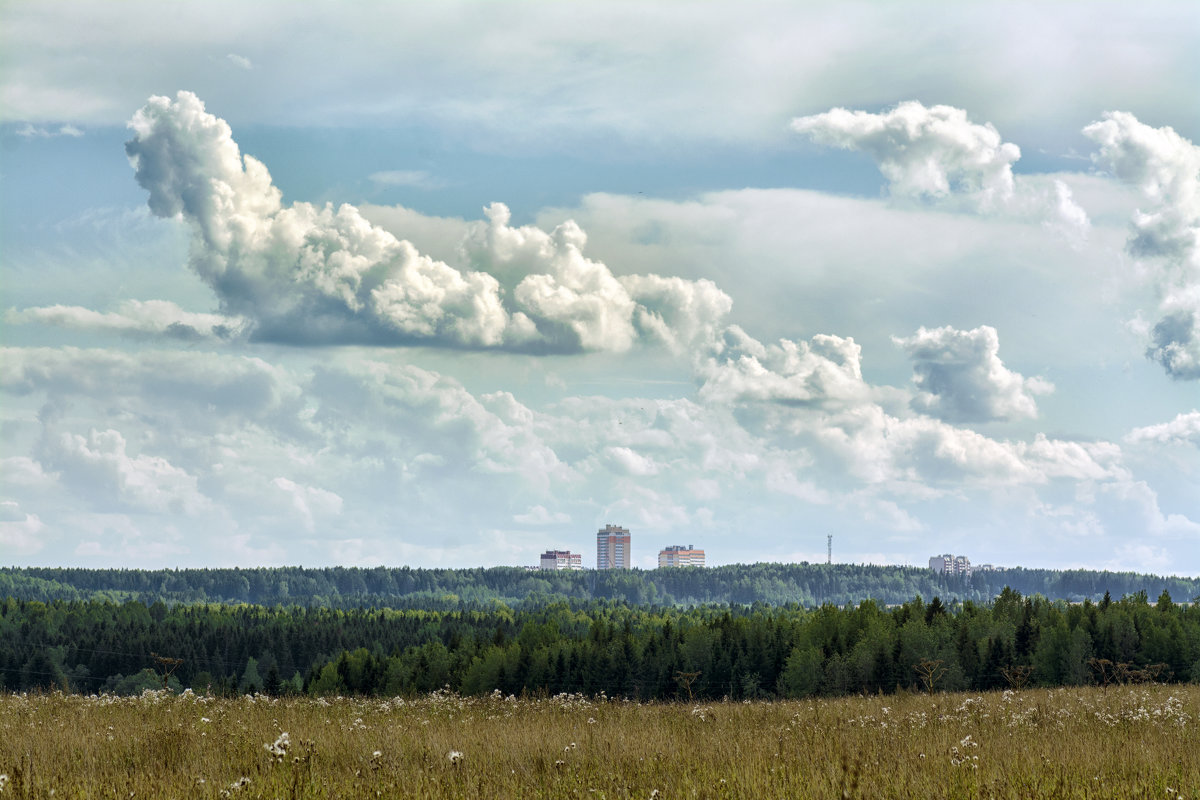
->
4, 563, 1199, 608
3, 587, 1198, 700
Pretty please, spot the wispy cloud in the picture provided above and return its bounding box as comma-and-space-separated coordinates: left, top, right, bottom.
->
369, 170, 444, 189
15, 123, 83, 138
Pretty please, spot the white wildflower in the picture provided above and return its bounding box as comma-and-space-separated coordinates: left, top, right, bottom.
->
219, 776, 251, 797
264, 732, 290, 762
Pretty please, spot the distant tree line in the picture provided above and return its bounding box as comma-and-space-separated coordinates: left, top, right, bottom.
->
3, 564, 1198, 609
3, 588, 1199, 699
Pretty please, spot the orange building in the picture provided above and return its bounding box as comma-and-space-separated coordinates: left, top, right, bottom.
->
658, 544, 705, 568
596, 524, 630, 569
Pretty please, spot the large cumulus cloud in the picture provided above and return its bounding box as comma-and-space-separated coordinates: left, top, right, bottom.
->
792, 101, 1088, 237
793, 101, 1021, 204
893, 325, 1053, 423
695, 325, 872, 407
1084, 111, 1200, 379
123, 91, 729, 353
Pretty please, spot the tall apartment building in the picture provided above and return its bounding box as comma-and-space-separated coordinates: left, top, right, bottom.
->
658, 545, 705, 568
539, 550, 583, 571
928, 553, 972, 577
596, 524, 630, 570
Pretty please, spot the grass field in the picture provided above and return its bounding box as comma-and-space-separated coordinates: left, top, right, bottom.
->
0, 684, 1196, 798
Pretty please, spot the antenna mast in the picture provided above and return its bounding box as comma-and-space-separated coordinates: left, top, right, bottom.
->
827, 534, 832, 565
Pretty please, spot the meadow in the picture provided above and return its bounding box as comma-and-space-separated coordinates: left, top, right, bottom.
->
0, 685, 1196, 799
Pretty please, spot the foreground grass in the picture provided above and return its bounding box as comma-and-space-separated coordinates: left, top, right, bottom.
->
0, 685, 1197, 799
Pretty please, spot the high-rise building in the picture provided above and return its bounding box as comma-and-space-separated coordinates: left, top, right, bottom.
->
596, 524, 630, 569
929, 553, 972, 577
539, 550, 583, 571
658, 545, 705, 568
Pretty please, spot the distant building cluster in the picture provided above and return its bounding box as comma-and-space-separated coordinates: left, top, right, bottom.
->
929, 554, 972, 577
539, 550, 582, 571
534, 524, 706, 570
927, 555, 1000, 576
658, 545, 705, 568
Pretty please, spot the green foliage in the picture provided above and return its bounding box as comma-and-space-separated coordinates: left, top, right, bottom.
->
0, 586, 1198, 701
3, 563, 1198, 609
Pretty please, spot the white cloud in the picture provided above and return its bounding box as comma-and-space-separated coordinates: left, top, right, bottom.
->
792, 101, 1089, 236
43, 428, 209, 515
369, 170, 443, 189
0, 501, 46, 556
1084, 112, 1200, 264
0, 456, 57, 488
534, 186, 1118, 376
1105, 543, 1174, 575
696, 326, 871, 407
14, 123, 83, 138
1084, 111, 1200, 379
603, 445, 660, 477
125, 91, 519, 348
0, 340, 1164, 569
5, 7, 1198, 574
894, 325, 1053, 423
1126, 411, 1200, 447
513, 505, 571, 525
6, 299, 247, 341
271, 476, 343, 533
5, 1, 1196, 158
793, 101, 1021, 206
1100, 479, 1200, 539
0, 346, 303, 426
622, 274, 733, 354
124, 91, 729, 353
689, 326, 1123, 492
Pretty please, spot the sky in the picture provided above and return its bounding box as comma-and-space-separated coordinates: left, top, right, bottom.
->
1, 1, 1198, 574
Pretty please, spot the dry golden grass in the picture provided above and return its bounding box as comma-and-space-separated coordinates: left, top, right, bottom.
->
0, 684, 1197, 799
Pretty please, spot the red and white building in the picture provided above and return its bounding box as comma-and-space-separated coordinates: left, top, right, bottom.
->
596, 524, 630, 570
658, 545, 705, 568
539, 550, 583, 571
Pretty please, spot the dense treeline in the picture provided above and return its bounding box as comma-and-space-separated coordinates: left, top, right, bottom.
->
3, 588, 1199, 699
4, 564, 1199, 608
